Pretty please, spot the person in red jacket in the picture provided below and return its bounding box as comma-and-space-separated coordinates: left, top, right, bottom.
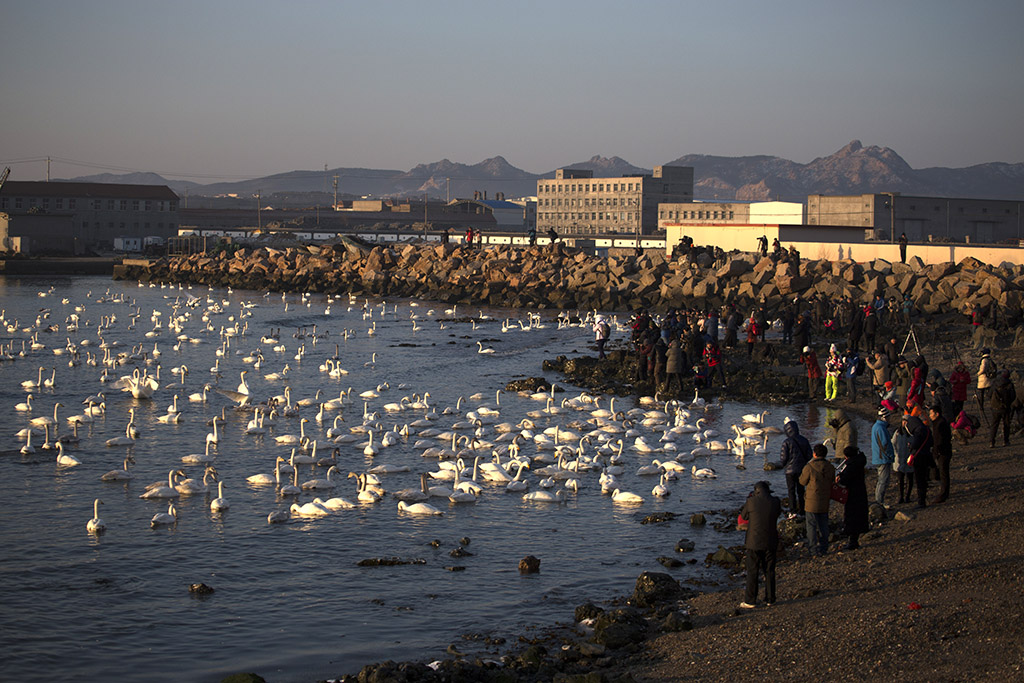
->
703, 340, 726, 389
948, 360, 971, 415
799, 346, 823, 399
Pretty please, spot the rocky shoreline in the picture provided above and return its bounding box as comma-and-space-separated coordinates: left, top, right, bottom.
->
115, 240, 1024, 318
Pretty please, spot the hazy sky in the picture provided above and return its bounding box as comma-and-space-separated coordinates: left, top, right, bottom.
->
2, 0, 1022, 182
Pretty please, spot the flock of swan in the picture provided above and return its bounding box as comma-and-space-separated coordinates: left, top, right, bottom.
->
5, 283, 786, 539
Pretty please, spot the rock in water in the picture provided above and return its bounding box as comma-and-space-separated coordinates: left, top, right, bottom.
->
631, 571, 686, 607
518, 555, 541, 573
189, 583, 215, 595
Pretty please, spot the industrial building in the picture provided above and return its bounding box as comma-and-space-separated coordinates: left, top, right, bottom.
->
807, 194, 1024, 244
536, 165, 693, 237
0, 181, 179, 252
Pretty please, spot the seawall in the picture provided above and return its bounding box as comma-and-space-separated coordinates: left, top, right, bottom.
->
112, 242, 1024, 317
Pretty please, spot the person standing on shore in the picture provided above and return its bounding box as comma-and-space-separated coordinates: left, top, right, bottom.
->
829, 408, 858, 459
739, 481, 781, 608
843, 347, 861, 403
778, 419, 812, 518
906, 415, 934, 509
893, 416, 914, 504
929, 404, 953, 504
949, 361, 971, 416
800, 443, 836, 556
664, 335, 684, 394
899, 232, 908, 263
871, 407, 895, 505
594, 315, 610, 360
988, 370, 1016, 448
825, 344, 844, 402
799, 346, 823, 399
838, 446, 869, 550
976, 348, 996, 411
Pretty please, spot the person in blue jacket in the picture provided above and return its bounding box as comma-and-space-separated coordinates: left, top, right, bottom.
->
870, 407, 895, 505
777, 418, 812, 518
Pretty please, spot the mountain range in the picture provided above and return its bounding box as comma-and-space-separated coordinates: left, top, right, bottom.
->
60, 141, 1024, 204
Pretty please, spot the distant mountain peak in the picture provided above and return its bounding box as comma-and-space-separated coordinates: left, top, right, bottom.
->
837, 139, 863, 156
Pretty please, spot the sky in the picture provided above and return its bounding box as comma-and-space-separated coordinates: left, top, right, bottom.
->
2, 0, 1023, 182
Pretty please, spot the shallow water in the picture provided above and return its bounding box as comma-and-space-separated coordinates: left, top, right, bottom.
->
0, 276, 860, 682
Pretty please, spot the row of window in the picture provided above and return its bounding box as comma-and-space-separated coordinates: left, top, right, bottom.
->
539, 181, 641, 194
82, 221, 175, 231
659, 209, 735, 220
0, 197, 177, 212
539, 212, 638, 222
541, 197, 639, 208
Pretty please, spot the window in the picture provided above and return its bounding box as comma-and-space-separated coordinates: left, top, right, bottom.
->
145, 201, 152, 211
55, 199, 63, 209
93, 200, 102, 210
41, 198, 49, 209
14, 198, 21, 209
107, 200, 115, 210
120, 200, 128, 211
68, 199, 75, 209
0, 198, 6, 209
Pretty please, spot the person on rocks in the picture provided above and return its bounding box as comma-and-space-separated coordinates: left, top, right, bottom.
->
848, 306, 865, 353
893, 415, 915, 505
799, 443, 836, 556
929, 403, 953, 504
739, 481, 781, 609
799, 346, 824, 399
777, 418, 812, 518
828, 408, 858, 459
901, 293, 915, 328
843, 346, 861, 403
906, 414, 934, 509
825, 344, 844, 402
794, 313, 812, 351
745, 313, 760, 358
593, 315, 611, 360
652, 336, 668, 387
949, 360, 971, 416
754, 302, 768, 343
838, 446, 869, 550
527, 226, 536, 246
442, 227, 450, 243
989, 370, 1016, 448
757, 235, 769, 258
884, 336, 900, 371
723, 306, 740, 349
971, 303, 984, 330
899, 232, 908, 263
465, 227, 474, 246
781, 304, 795, 345
864, 307, 879, 352
976, 348, 997, 412
871, 407, 895, 505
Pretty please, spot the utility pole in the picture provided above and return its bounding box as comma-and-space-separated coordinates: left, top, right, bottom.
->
423, 193, 428, 240
333, 175, 339, 211
46, 157, 50, 182
446, 177, 450, 203
256, 191, 262, 231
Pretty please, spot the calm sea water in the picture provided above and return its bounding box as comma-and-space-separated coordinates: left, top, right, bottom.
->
0, 275, 853, 682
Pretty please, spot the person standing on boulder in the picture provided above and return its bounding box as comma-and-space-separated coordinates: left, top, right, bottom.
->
739, 481, 781, 608
899, 232, 908, 263
799, 444, 836, 556
777, 418, 812, 517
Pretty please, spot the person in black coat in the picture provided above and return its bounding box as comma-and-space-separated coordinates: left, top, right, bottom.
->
929, 404, 953, 504
989, 371, 1017, 448
776, 419, 812, 516
838, 446, 869, 550
906, 415, 934, 509
739, 481, 781, 607
848, 307, 865, 352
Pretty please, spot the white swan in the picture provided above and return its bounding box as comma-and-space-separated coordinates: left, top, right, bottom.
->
55, 442, 81, 467
742, 409, 770, 424
275, 418, 308, 446
247, 457, 283, 486
691, 465, 718, 479
151, 503, 178, 527
476, 341, 495, 354
210, 481, 230, 511
236, 370, 250, 395
523, 489, 566, 503
652, 473, 671, 498
176, 466, 217, 495
87, 498, 106, 533
14, 394, 32, 412
363, 430, 378, 457
397, 500, 443, 515
611, 488, 645, 504
140, 469, 183, 499
301, 466, 339, 490
101, 457, 134, 481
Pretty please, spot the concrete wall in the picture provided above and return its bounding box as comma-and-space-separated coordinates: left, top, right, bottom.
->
664, 223, 1024, 267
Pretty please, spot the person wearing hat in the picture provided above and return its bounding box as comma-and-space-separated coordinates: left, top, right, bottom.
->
977, 348, 997, 411
838, 446, 869, 550
866, 348, 890, 400
593, 315, 611, 360
800, 444, 836, 556
824, 344, 844, 402
738, 481, 781, 608
929, 403, 953, 504
871, 407, 896, 505
879, 380, 900, 413
798, 345, 823, 399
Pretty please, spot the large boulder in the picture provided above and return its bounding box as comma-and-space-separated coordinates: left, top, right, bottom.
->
592, 607, 648, 648
630, 571, 687, 607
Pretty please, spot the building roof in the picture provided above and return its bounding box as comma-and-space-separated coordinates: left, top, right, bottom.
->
0, 181, 179, 200
477, 199, 524, 210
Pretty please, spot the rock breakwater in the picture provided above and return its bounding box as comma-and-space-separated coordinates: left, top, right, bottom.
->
114, 242, 1024, 316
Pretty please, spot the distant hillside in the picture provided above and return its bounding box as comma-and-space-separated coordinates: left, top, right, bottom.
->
63, 141, 1024, 203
